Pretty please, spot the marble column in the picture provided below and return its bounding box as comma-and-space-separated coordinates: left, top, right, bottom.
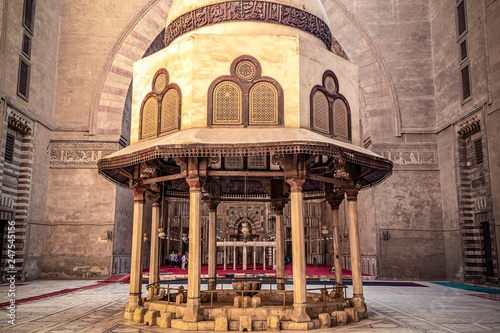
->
253, 245, 257, 270
148, 193, 161, 295
184, 177, 204, 322
124, 188, 146, 320
208, 201, 219, 290
262, 244, 266, 270
275, 205, 285, 289
243, 245, 247, 270
233, 245, 237, 270
288, 178, 311, 322
346, 188, 366, 316
273, 248, 276, 270
326, 186, 344, 290
223, 243, 227, 271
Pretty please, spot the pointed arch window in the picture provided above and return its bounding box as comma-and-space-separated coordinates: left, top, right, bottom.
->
213, 81, 243, 125
310, 70, 351, 141
140, 69, 182, 140
208, 55, 283, 127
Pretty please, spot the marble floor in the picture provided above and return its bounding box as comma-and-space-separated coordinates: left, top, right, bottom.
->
0, 280, 499, 332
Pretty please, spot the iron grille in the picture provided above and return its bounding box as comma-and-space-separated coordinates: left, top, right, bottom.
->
5, 134, 15, 163
457, 0, 467, 37
23, 0, 35, 33
22, 33, 31, 59
461, 65, 471, 100
460, 40, 467, 61
474, 138, 483, 165
17, 57, 31, 100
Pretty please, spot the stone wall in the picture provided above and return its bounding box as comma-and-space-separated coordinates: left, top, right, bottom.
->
0, 0, 61, 281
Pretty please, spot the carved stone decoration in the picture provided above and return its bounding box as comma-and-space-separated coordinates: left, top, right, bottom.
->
223, 202, 267, 236
333, 157, 349, 180
271, 151, 284, 169
8, 112, 32, 134
50, 141, 120, 168
165, 1, 333, 50
457, 116, 480, 137
372, 143, 438, 170
140, 162, 158, 179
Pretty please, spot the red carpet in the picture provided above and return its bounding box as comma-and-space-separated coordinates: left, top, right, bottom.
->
0, 283, 107, 309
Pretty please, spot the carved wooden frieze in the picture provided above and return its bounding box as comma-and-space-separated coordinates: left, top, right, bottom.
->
165, 1, 333, 50
50, 141, 120, 168
372, 143, 438, 169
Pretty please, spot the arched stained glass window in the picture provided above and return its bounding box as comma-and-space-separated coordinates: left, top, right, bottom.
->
142, 97, 158, 138
312, 91, 330, 134
213, 81, 242, 125
161, 88, 180, 133
249, 82, 278, 125
332, 99, 348, 139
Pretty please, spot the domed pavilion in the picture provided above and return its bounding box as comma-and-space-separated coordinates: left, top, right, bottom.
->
98, 0, 393, 330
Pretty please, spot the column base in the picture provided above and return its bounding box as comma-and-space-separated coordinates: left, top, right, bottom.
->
183, 298, 203, 322
124, 295, 142, 320
290, 303, 311, 323
351, 294, 367, 318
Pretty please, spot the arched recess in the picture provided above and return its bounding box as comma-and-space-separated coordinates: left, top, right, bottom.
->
90, 0, 401, 144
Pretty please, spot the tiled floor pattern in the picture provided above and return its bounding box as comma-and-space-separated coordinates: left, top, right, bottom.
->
0, 281, 499, 332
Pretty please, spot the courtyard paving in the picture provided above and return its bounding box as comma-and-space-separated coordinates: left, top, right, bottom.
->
0, 279, 499, 332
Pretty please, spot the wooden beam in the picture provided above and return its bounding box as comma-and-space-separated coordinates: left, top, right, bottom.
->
207, 170, 285, 177
117, 168, 132, 179
308, 174, 353, 187
140, 173, 184, 185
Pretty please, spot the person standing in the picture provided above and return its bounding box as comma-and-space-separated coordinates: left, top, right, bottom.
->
169, 251, 176, 268
181, 252, 187, 269
176, 252, 182, 268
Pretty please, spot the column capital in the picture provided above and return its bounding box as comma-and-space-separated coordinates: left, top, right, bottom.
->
146, 191, 161, 204
286, 178, 305, 192
271, 199, 285, 214
186, 177, 205, 192
345, 187, 360, 201
326, 185, 345, 209
208, 199, 220, 212
133, 188, 146, 203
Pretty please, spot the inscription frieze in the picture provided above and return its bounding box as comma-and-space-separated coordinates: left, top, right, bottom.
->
372, 143, 438, 168
165, 1, 333, 50
50, 141, 120, 168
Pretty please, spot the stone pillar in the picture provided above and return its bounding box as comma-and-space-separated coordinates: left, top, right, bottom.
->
253, 245, 257, 270
275, 205, 285, 289
346, 188, 365, 315
233, 245, 237, 270
326, 186, 344, 289
148, 193, 161, 294
273, 248, 276, 270
184, 177, 204, 322
288, 178, 311, 322
224, 243, 227, 271
208, 201, 219, 290
271, 180, 286, 289
125, 189, 146, 320
243, 245, 247, 270
263, 243, 266, 270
